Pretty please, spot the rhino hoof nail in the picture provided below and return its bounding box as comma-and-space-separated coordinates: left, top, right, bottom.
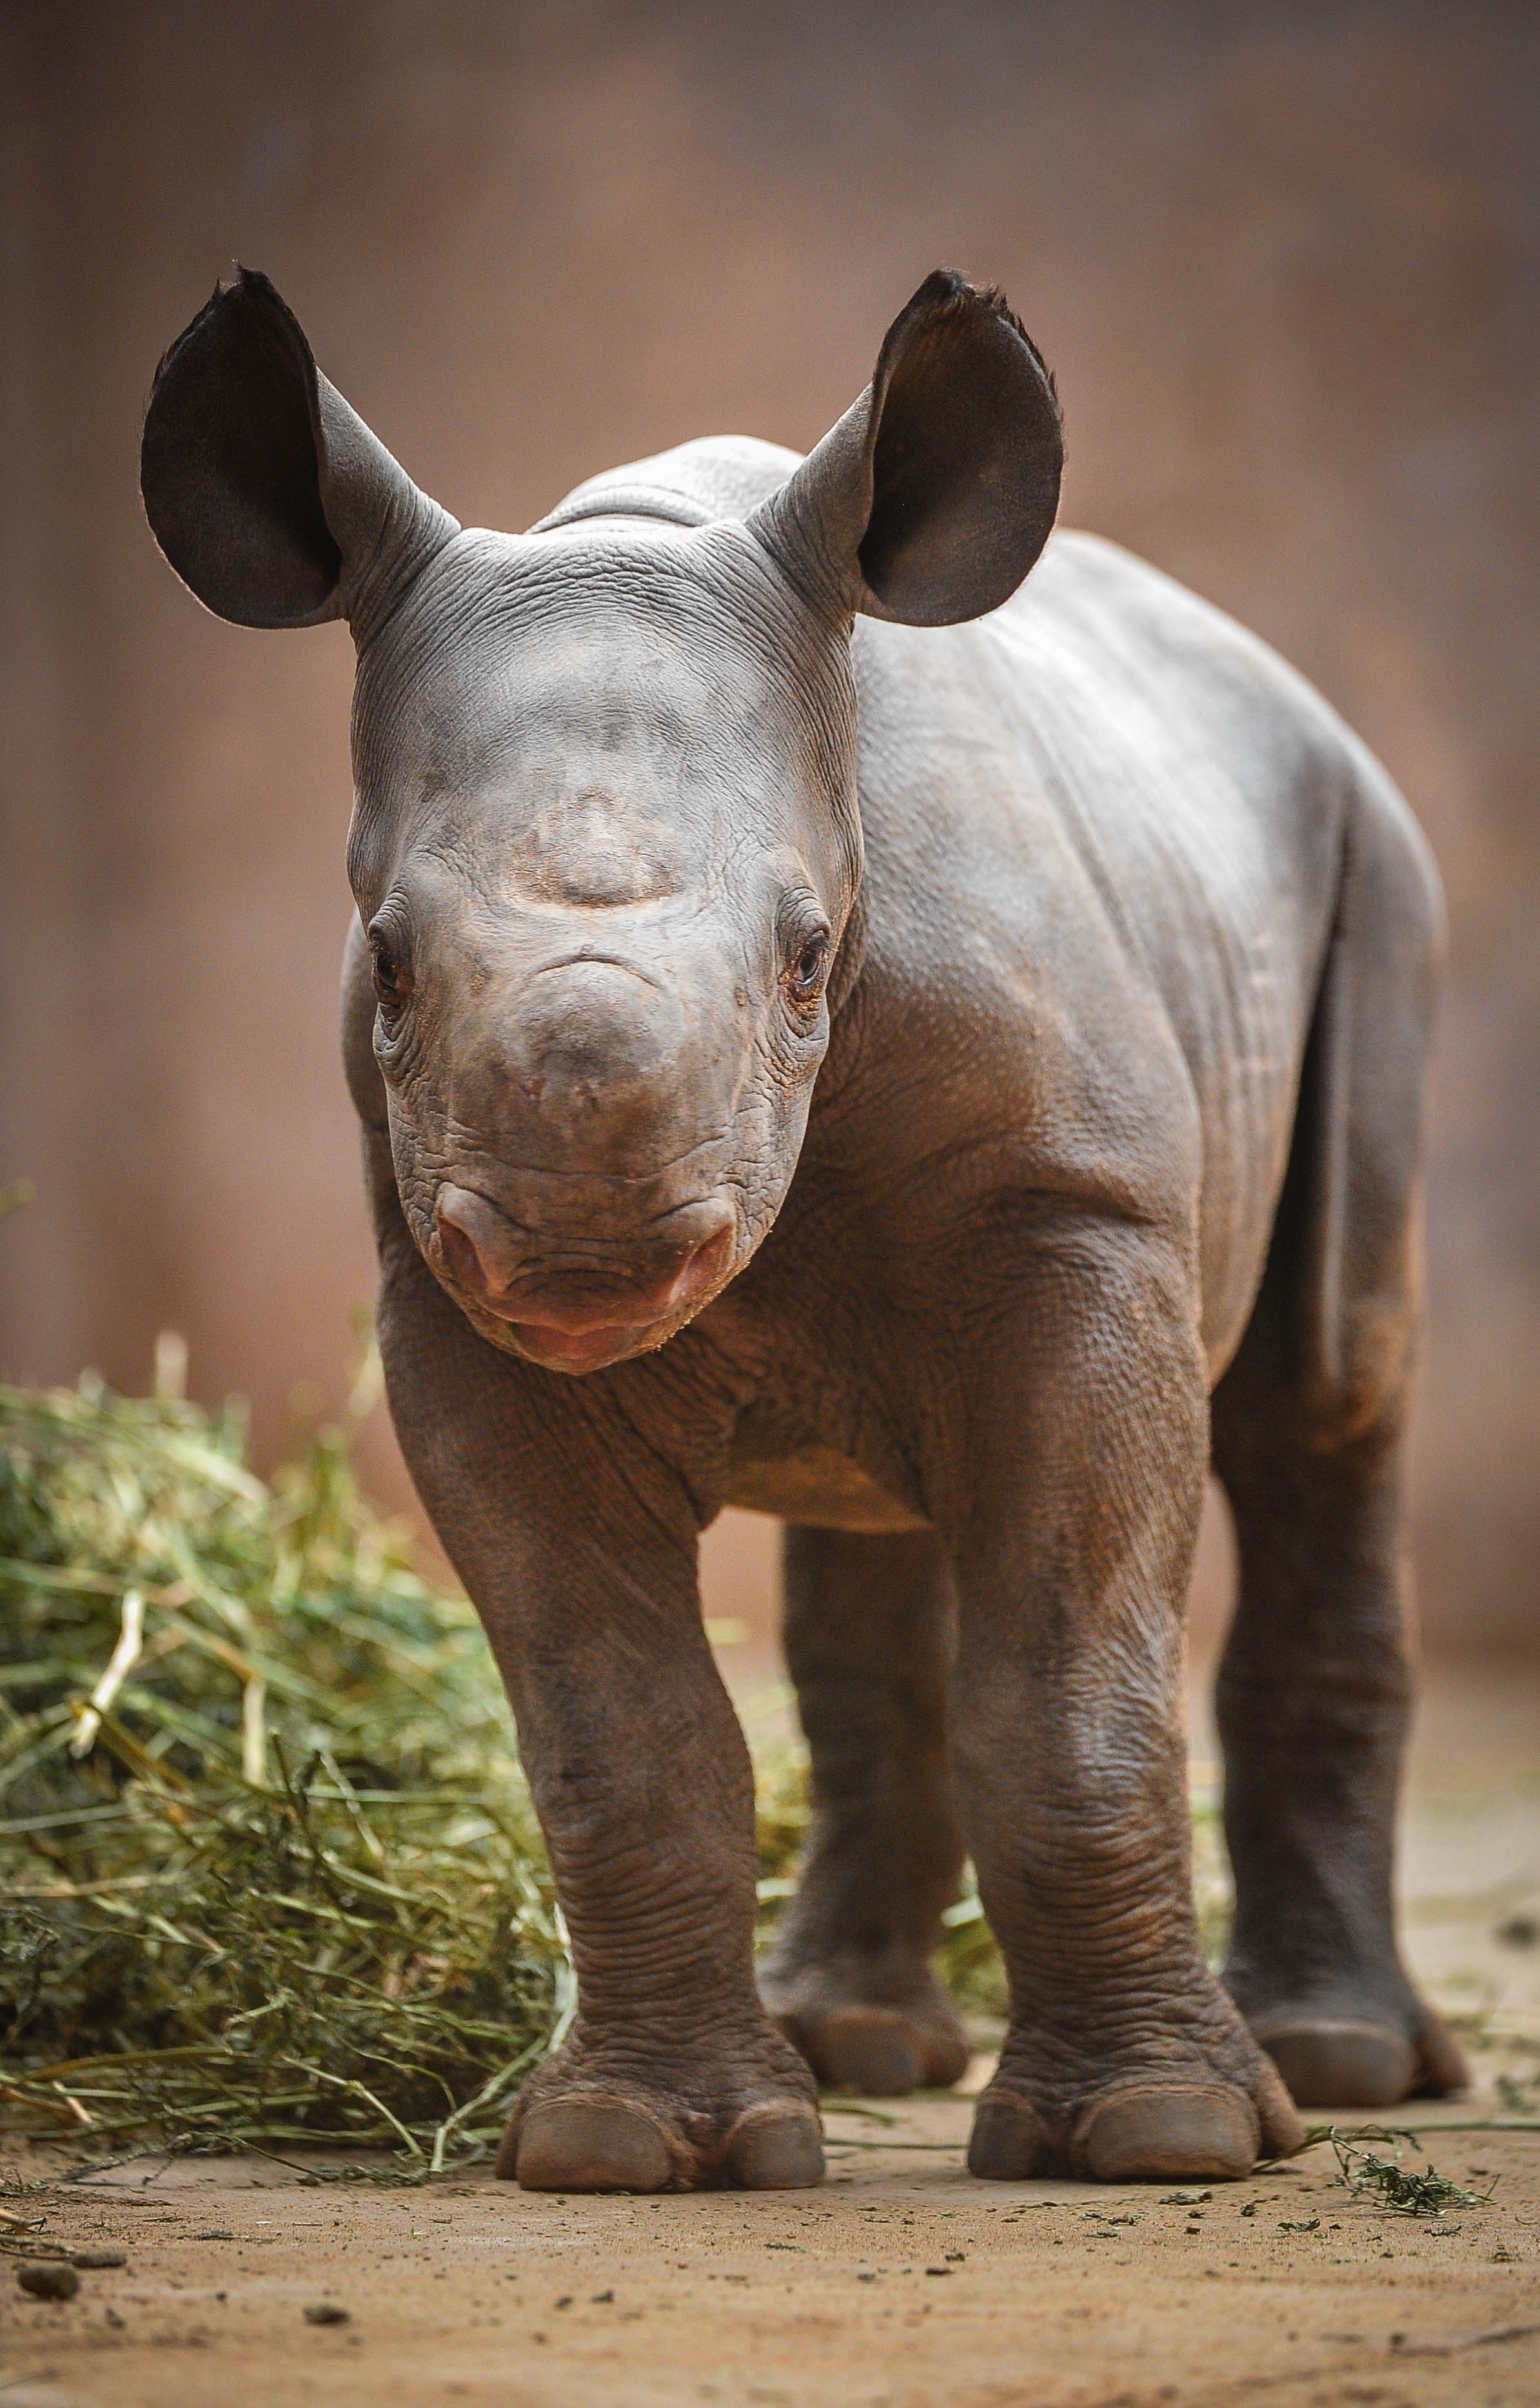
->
724, 2104, 825, 2189
967, 2087, 1049, 2180
1252, 2019, 1417, 2109
513, 2096, 678, 2193
1074, 2085, 1259, 2181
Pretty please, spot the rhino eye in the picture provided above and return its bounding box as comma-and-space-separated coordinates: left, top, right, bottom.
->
785, 931, 831, 1008
369, 928, 412, 1012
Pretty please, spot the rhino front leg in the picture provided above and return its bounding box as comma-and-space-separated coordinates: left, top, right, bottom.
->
371, 1168, 820, 2193
760, 1526, 970, 2095
945, 1223, 1303, 2183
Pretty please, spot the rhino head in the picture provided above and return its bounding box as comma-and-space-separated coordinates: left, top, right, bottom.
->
141, 268, 1061, 1373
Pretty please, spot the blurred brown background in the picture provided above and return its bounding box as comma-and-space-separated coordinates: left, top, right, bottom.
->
2, 0, 1536, 1660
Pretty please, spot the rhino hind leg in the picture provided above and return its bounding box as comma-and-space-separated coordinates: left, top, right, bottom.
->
1210, 774, 1465, 2109
1211, 1398, 1467, 2106
758, 1525, 971, 2097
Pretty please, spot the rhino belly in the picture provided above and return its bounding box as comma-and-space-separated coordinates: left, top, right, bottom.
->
722, 1434, 930, 1533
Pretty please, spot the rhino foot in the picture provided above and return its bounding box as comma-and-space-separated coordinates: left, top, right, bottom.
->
496, 2031, 824, 2193
763, 1968, 970, 2097
967, 1998, 1304, 2183
1244, 1997, 1468, 2108
969, 2067, 1302, 2182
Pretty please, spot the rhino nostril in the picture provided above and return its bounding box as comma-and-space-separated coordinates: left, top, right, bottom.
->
435, 1184, 524, 1300
655, 1218, 733, 1313
437, 1215, 486, 1294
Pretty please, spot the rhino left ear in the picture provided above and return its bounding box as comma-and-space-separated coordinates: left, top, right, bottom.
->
749, 269, 1062, 628
141, 268, 457, 641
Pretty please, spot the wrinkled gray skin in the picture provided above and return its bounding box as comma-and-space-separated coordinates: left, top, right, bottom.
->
141, 268, 1466, 2194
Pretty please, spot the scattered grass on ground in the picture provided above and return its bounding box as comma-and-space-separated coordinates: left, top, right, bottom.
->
1318, 2126, 1496, 2216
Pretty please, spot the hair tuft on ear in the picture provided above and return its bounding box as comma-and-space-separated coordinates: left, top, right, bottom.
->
960, 278, 1061, 418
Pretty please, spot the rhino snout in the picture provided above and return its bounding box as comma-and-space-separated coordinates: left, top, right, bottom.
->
435, 1184, 736, 1372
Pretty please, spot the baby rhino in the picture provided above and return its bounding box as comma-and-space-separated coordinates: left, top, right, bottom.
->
141, 266, 1465, 2191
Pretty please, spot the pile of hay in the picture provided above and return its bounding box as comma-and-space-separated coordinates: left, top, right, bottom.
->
0, 1368, 587, 2171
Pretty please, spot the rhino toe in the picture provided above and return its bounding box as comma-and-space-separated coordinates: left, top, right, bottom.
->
1073, 2084, 1262, 2182
1252, 2017, 1417, 2109
966, 2084, 1049, 2180
723, 2102, 825, 2189
506, 2094, 680, 2193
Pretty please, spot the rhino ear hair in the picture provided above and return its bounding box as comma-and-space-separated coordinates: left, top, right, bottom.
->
749, 269, 1063, 628
140, 268, 457, 640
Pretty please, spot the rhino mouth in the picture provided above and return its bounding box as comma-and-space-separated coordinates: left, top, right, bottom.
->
433, 1187, 737, 1373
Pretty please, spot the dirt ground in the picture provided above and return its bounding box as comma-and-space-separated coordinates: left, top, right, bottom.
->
3, 1668, 1537, 2408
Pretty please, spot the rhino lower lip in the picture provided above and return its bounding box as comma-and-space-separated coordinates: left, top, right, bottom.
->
477, 1293, 662, 1335
505, 1318, 660, 1369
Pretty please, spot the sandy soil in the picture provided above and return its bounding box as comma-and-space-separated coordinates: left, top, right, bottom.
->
3, 1670, 1536, 2408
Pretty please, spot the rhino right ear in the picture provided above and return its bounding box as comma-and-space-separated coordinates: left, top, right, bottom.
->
140, 268, 457, 641
748, 269, 1062, 628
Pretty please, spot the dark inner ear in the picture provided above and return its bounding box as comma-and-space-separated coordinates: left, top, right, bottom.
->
141, 270, 343, 628
857, 279, 1062, 625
